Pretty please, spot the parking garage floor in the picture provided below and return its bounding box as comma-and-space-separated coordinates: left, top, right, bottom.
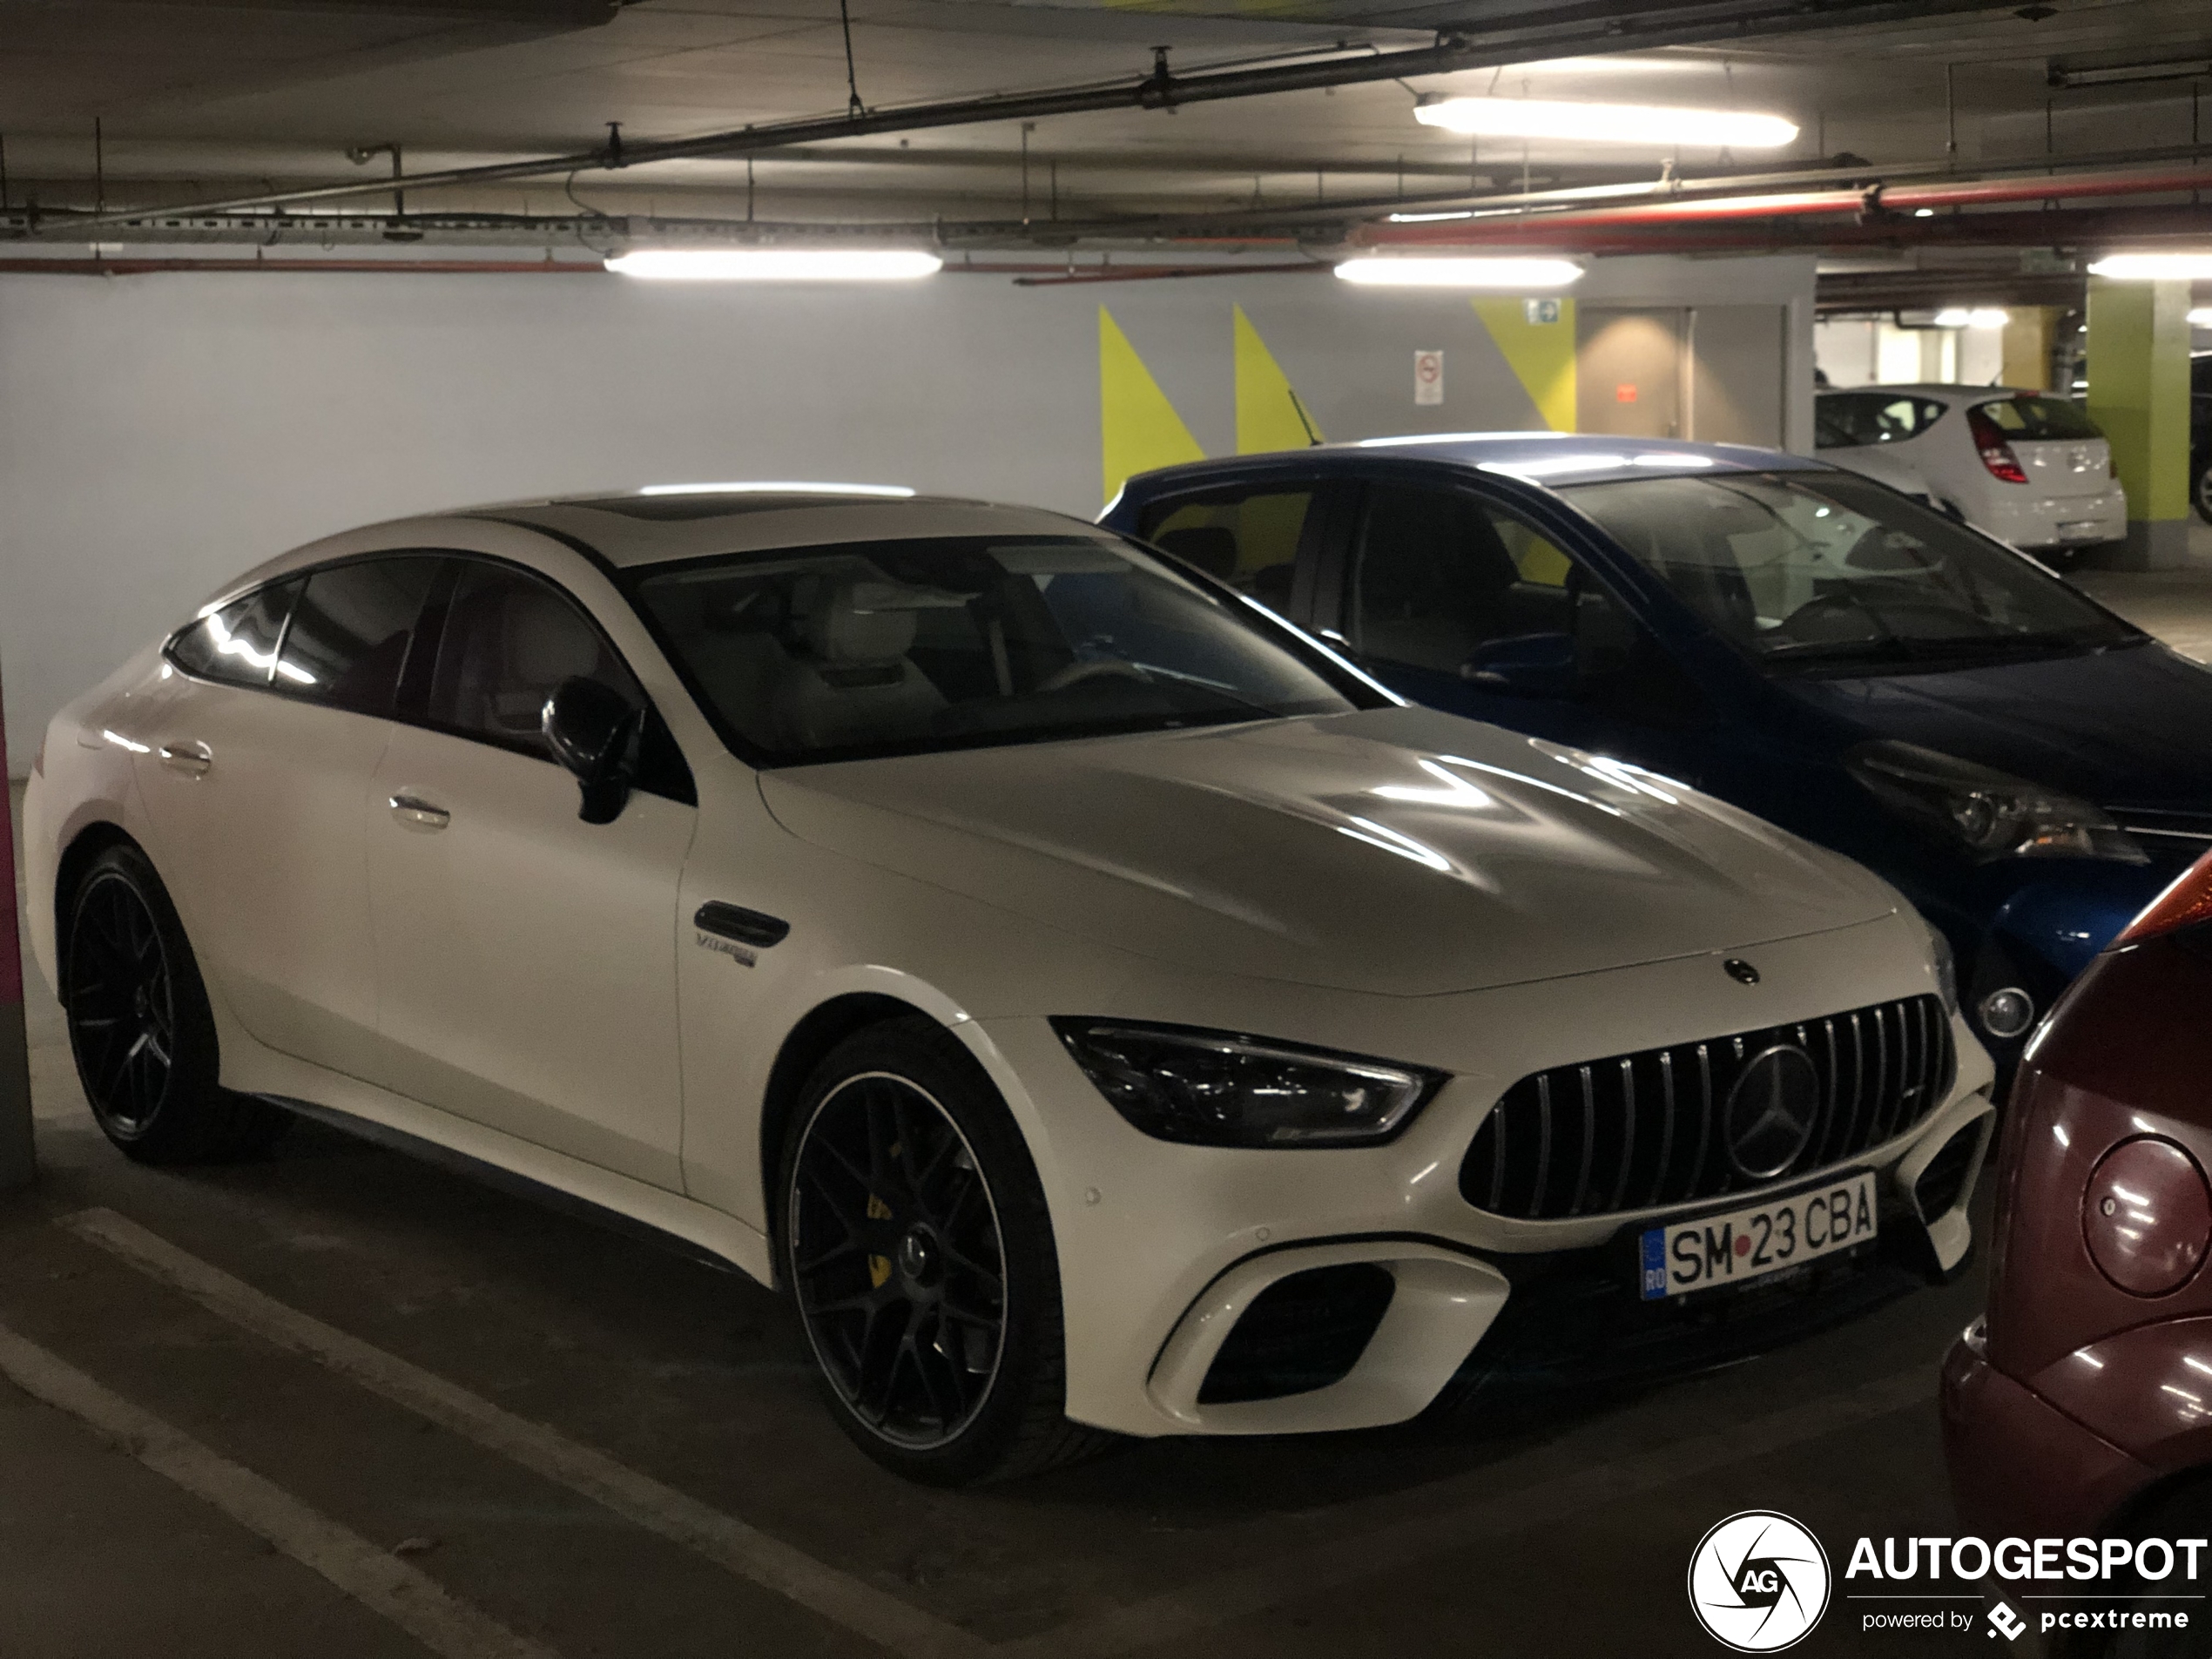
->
5, 538, 2209, 1659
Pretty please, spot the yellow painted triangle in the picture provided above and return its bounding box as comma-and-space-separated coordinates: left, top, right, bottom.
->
1233, 305, 1321, 454
1100, 307, 1204, 507
1473, 297, 1577, 432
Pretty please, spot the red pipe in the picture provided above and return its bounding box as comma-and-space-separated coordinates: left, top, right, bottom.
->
1364, 163, 2212, 245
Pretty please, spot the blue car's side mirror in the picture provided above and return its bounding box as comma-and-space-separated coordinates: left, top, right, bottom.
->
1461, 631, 1578, 698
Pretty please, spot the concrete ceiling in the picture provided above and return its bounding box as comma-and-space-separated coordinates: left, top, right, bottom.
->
0, 0, 2204, 231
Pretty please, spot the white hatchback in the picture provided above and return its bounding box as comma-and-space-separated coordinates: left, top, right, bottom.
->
24, 489, 1995, 1482
1816, 384, 2127, 563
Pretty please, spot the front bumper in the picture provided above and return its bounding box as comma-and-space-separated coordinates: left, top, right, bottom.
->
1942, 1331, 2154, 1539
973, 916, 1997, 1439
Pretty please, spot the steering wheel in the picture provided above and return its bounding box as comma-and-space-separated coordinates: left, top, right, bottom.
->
1776, 590, 1887, 642
1039, 658, 1154, 692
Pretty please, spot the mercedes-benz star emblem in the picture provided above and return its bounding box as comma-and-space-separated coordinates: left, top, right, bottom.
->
1723, 1044, 1821, 1179
1723, 958, 1761, 985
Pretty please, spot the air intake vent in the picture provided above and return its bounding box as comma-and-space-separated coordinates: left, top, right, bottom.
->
1459, 995, 1952, 1221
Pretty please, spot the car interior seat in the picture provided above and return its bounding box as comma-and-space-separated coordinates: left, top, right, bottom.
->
772, 577, 948, 751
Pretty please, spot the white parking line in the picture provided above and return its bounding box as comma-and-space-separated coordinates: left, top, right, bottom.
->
0, 1319, 558, 1659
993, 1365, 1936, 1659
62, 1207, 985, 1659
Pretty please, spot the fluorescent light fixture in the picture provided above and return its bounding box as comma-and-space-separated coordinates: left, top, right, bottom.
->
1385, 210, 1477, 224
1932, 307, 2010, 328
1913, 207, 1936, 218
606, 249, 943, 281
2086, 252, 2212, 280
2190, 307, 2212, 327
638, 481, 916, 497
1413, 96, 1797, 149
1336, 257, 1582, 289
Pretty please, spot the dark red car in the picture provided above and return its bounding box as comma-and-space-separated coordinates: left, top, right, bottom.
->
1945, 847, 2212, 1545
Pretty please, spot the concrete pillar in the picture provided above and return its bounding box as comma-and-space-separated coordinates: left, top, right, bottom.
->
0, 661, 34, 1191
2000, 307, 2057, 392
2086, 277, 2193, 570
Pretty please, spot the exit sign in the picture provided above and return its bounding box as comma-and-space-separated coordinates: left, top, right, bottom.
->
1523, 298, 1561, 325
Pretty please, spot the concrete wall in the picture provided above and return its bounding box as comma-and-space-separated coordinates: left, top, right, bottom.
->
0, 251, 1813, 767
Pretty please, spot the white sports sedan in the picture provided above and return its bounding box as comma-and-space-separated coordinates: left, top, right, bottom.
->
25, 489, 1996, 1482
1815, 384, 2127, 564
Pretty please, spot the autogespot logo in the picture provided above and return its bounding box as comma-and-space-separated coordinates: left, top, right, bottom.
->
1689, 1511, 1832, 1652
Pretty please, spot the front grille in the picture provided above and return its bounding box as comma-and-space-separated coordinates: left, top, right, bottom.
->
1458, 995, 1953, 1221
2109, 808, 2212, 860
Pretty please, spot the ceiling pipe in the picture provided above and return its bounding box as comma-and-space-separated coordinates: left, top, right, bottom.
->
1363, 162, 2212, 244
46, 0, 2000, 235
1356, 204, 2212, 255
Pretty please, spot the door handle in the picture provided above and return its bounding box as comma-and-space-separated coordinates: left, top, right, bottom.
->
388, 793, 451, 831
158, 742, 212, 778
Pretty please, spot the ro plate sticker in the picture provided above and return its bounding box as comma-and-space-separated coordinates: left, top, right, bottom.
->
1640, 1226, 1667, 1298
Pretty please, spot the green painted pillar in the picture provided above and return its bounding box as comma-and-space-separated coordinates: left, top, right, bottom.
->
2086, 277, 2193, 570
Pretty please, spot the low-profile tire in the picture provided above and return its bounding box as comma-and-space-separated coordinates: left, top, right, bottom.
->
63, 842, 291, 1164
776, 1017, 1110, 1485
2194, 459, 2212, 527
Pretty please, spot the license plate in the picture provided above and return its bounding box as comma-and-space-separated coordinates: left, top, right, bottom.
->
2057, 521, 2107, 542
1639, 1172, 1877, 1300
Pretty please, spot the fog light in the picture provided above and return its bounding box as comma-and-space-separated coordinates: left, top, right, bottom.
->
1978, 986, 2034, 1039
2084, 1137, 2212, 1297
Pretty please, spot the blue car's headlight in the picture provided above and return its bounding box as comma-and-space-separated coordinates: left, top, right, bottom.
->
1847, 740, 2146, 866
1050, 1019, 1444, 1148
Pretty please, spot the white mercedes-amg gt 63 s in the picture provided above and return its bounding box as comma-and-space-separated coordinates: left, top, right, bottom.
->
26, 489, 1995, 1483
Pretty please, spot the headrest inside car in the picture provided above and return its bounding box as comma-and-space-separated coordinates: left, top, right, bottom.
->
806, 580, 921, 664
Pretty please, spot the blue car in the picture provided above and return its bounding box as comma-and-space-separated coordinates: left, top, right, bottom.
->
1101, 435, 2212, 1062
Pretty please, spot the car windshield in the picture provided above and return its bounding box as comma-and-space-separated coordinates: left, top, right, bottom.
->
1561, 469, 2141, 675
630, 533, 1370, 765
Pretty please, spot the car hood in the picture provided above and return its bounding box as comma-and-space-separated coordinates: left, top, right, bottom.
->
1780, 640, 2212, 811
759, 705, 1898, 997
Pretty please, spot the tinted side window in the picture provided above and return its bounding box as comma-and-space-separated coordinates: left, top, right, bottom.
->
428, 563, 642, 760
1351, 487, 1578, 673
168, 579, 302, 688
1138, 489, 1312, 610
1816, 395, 1946, 447
276, 557, 441, 715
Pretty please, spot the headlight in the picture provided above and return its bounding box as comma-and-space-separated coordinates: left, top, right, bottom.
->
1050, 1020, 1443, 1148
1915, 910, 1960, 1015
1846, 740, 2145, 865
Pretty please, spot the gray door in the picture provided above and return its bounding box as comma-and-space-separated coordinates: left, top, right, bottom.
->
1576, 308, 1686, 439
1688, 305, 1786, 447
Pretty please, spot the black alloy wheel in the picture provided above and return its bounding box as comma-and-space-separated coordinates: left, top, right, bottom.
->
64, 843, 289, 1163
789, 1071, 1008, 1448
66, 867, 179, 1133
778, 1019, 1109, 1484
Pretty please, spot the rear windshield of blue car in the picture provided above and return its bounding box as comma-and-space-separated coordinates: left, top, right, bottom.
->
628, 533, 1378, 765
1561, 469, 2140, 675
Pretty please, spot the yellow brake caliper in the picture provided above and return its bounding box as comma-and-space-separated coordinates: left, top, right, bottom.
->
867, 1191, 894, 1288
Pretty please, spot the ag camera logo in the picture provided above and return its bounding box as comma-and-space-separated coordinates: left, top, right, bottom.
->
1689, 1511, 1831, 1651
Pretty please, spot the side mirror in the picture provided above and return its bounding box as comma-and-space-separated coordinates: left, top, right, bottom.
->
543, 676, 641, 825
1461, 631, 1577, 698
